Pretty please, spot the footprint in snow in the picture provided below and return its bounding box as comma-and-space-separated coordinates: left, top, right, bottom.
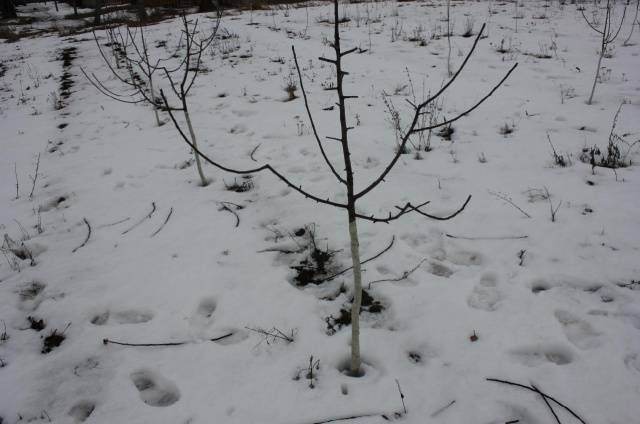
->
448, 250, 483, 266
554, 310, 602, 349
510, 344, 574, 366
588, 309, 640, 330
429, 262, 453, 278
467, 272, 501, 311
130, 370, 180, 407
624, 354, 640, 373
17, 281, 47, 312
190, 297, 217, 329
68, 400, 95, 422
90, 309, 154, 326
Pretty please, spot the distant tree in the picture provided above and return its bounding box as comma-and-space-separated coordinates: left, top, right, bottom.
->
199, 0, 215, 13
582, 0, 627, 104
1, 0, 17, 19
83, 15, 219, 187
94, 0, 102, 25
134, 0, 147, 22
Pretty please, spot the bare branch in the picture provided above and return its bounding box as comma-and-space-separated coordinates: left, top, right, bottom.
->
160, 89, 349, 210
72, 218, 91, 253
293, 46, 346, 185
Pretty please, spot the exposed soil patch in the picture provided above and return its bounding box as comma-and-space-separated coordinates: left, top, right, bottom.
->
42, 328, 66, 354
224, 176, 254, 193
325, 289, 385, 335
54, 46, 77, 109
28, 316, 46, 331
287, 225, 339, 286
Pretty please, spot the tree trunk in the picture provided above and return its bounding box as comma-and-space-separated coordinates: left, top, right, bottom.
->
183, 106, 208, 186
587, 48, 604, 105
348, 213, 362, 375
149, 79, 161, 127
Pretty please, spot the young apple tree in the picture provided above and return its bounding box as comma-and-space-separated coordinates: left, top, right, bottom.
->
162, 0, 517, 376
83, 15, 219, 187
582, 0, 627, 105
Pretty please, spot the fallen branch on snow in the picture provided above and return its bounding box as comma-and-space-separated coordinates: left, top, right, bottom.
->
72, 218, 91, 253
445, 233, 528, 240
103, 332, 233, 347
487, 378, 587, 424
368, 258, 428, 289
150, 207, 173, 237
122, 202, 156, 235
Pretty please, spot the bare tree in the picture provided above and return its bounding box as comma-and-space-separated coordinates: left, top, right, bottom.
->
623, 0, 639, 46
161, 0, 517, 376
582, 0, 627, 104
83, 15, 219, 187
82, 26, 163, 126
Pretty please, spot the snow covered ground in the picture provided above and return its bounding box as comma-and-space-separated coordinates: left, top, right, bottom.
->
1, 1, 640, 423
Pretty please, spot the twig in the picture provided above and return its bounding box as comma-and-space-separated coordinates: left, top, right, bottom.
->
72, 218, 91, 253
28, 153, 41, 200
250, 143, 261, 162
218, 202, 240, 228
547, 133, 566, 166
14, 219, 29, 241
315, 235, 395, 284
122, 202, 156, 235
103, 332, 233, 347
430, 400, 456, 418
488, 190, 531, 218
96, 217, 130, 229
544, 187, 562, 223
487, 378, 587, 424
396, 379, 407, 414
368, 258, 428, 289
445, 234, 528, 240
150, 207, 173, 237
245, 326, 295, 344
531, 384, 561, 424
304, 411, 398, 424
517, 249, 526, 266
14, 163, 19, 200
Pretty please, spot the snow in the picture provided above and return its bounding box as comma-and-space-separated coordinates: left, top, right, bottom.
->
1, 1, 639, 423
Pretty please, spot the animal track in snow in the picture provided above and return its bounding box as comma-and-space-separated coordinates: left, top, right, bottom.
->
624, 354, 640, 373
554, 310, 602, 349
190, 297, 217, 328
90, 309, 154, 326
130, 370, 180, 407
531, 279, 552, 294
17, 281, 46, 312
73, 357, 100, 377
467, 273, 501, 311
588, 309, 640, 330
68, 400, 95, 422
428, 262, 453, 278
510, 344, 574, 366
447, 250, 483, 266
